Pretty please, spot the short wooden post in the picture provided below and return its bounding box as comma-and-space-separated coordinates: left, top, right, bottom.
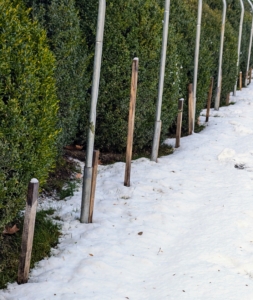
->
175, 98, 184, 148
88, 150, 99, 223
250, 67, 252, 84
206, 77, 214, 122
124, 58, 139, 187
18, 179, 39, 284
239, 71, 242, 90
245, 71, 248, 86
188, 84, 193, 135
226, 93, 230, 105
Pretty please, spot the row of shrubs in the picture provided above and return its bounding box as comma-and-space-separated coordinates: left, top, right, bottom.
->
0, 0, 252, 230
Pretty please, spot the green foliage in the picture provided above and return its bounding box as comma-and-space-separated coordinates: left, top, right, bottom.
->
21, 0, 253, 156
76, 0, 181, 152
76, 0, 246, 152
43, 156, 81, 200
59, 181, 78, 200
23, 0, 89, 149
169, 0, 238, 131
158, 144, 174, 157
0, 0, 59, 231
219, 16, 237, 103
239, 0, 252, 86
0, 209, 60, 289
204, 0, 252, 97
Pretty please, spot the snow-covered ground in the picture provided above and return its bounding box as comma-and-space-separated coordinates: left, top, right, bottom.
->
2, 85, 253, 300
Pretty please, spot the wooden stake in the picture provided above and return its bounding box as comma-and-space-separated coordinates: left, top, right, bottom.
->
124, 57, 139, 186
88, 150, 99, 223
188, 84, 193, 135
124, 58, 139, 187
226, 93, 230, 106
239, 71, 242, 90
175, 98, 184, 148
206, 77, 214, 122
18, 179, 39, 284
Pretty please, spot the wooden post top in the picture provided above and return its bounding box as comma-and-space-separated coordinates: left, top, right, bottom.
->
27, 179, 39, 206
178, 98, 184, 110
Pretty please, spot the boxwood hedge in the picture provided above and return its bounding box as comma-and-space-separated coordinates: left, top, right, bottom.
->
0, 0, 59, 231
76, 0, 182, 152
76, 0, 250, 151
23, 0, 89, 150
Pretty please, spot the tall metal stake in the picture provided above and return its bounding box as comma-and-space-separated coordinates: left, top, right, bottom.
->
233, 0, 244, 96
80, 0, 106, 223
193, 0, 203, 132
151, 0, 171, 162
214, 0, 227, 110
245, 0, 253, 87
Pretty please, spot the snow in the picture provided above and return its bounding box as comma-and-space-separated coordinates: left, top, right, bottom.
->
2, 85, 253, 299
30, 178, 39, 184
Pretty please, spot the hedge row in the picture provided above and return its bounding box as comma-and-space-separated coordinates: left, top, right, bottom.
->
169, 0, 239, 130
75, 0, 181, 152
23, 0, 89, 150
75, 0, 252, 151
0, 0, 58, 231
22, 0, 253, 154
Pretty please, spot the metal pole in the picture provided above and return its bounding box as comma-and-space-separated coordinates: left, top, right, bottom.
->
245, 0, 253, 87
193, 0, 203, 132
80, 0, 106, 223
151, 0, 171, 162
233, 0, 244, 95
214, 0, 227, 110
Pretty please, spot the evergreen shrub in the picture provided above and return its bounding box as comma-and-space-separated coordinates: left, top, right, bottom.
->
77, 0, 251, 150
79, 0, 243, 151
0, 0, 58, 231
204, 0, 252, 97
169, 0, 238, 129
220, 0, 252, 89
239, 0, 252, 86
76, 0, 181, 152
24, 0, 89, 150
